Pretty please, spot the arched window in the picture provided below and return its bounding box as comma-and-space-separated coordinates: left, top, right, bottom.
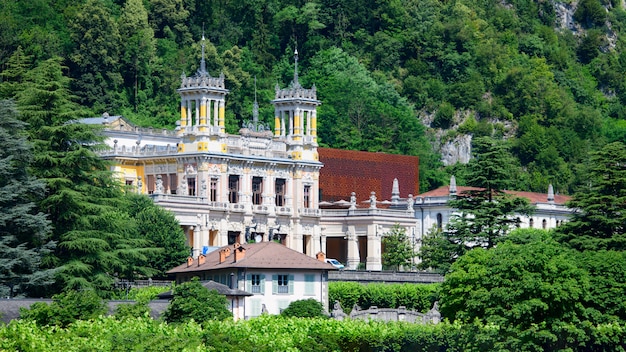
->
436, 213, 443, 230
542, 219, 547, 229
529, 218, 534, 228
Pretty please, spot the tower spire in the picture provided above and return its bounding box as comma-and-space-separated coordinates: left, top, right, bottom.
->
199, 24, 207, 76
293, 48, 300, 88
252, 76, 259, 124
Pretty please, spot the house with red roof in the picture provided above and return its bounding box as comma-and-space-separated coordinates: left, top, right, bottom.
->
167, 241, 336, 319
414, 176, 573, 237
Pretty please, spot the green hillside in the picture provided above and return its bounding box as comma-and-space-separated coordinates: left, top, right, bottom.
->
2, 0, 625, 192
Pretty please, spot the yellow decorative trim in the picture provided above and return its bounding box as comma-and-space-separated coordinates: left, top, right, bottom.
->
180, 106, 187, 126
221, 143, 227, 153
200, 104, 207, 125
291, 151, 302, 160
274, 116, 280, 136
178, 143, 185, 152
198, 142, 208, 151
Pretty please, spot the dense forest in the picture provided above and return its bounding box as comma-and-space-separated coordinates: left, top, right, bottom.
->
2, 0, 626, 193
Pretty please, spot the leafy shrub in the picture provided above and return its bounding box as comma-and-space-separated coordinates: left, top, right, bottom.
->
162, 278, 230, 323
19, 289, 106, 327
280, 299, 327, 318
329, 282, 439, 314
432, 101, 455, 129
113, 302, 151, 320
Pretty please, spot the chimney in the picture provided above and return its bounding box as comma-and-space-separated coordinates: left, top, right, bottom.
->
219, 247, 231, 264
316, 251, 326, 262
234, 245, 246, 262
186, 256, 193, 267
198, 254, 206, 266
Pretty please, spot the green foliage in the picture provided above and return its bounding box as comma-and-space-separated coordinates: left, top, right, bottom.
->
382, 225, 415, 271
162, 278, 231, 324
3, 314, 626, 351
280, 298, 327, 318
575, 250, 626, 323
113, 302, 151, 320
121, 194, 189, 278
0, 100, 55, 297
329, 281, 438, 314
556, 142, 626, 251
433, 101, 455, 129
424, 137, 534, 272
440, 229, 591, 350
19, 289, 106, 327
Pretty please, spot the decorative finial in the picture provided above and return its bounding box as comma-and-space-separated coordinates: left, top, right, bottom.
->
391, 178, 400, 205
547, 184, 554, 203
199, 25, 207, 76
293, 48, 300, 88
450, 175, 457, 196
252, 76, 259, 124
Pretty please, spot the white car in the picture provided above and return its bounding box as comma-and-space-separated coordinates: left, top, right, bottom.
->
325, 258, 345, 270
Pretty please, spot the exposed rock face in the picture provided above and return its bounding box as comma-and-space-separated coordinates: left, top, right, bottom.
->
553, 0, 579, 32
440, 134, 472, 166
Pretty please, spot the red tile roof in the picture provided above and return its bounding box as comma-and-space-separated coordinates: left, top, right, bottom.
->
318, 148, 419, 204
167, 242, 336, 274
419, 186, 571, 205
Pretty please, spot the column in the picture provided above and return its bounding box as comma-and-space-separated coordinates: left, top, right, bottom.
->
200, 97, 207, 125
186, 100, 192, 127
218, 99, 225, 133
346, 225, 360, 270
311, 110, 317, 141
274, 113, 281, 136
180, 98, 187, 127
366, 224, 382, 271
214, 100, 219, 127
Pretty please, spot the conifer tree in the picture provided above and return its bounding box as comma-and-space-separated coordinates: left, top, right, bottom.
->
420, 137, 533, 272
0, 100, 55, 297
556, 141, 626, 251
15, 58, 157, 294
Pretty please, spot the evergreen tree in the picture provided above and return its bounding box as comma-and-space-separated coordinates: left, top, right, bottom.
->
421, 137, 533, 272
15, 58, 157, 294
382, 225, 415, 271
556, 142, 626, 251
0, 100, 55, 297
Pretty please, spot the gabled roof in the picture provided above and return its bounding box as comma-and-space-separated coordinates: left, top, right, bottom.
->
167, 242, 336, 274
157, 280, 252, 299
419, 186, 571, 205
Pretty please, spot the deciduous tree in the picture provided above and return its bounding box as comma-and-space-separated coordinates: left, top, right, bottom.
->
382, 225, 415, 271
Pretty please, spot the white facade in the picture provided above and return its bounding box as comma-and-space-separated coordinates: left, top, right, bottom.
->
82, 43, 574, 273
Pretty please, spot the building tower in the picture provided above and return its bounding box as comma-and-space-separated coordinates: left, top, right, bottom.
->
177, 34, 229, 153
271, 49, 321, 161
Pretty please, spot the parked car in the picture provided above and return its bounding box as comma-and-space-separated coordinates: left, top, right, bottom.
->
325, 258, 345, 270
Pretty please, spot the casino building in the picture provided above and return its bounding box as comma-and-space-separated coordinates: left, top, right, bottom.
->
82, 41, 572, 271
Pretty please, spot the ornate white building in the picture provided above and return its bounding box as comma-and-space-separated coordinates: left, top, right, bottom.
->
82, 42, 573, 272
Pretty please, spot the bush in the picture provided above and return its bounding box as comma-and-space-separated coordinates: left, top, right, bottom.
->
329, 282, 439, 314
19, 289, 107, 327
280, 299, 327, 318
162, 278, 231, 324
